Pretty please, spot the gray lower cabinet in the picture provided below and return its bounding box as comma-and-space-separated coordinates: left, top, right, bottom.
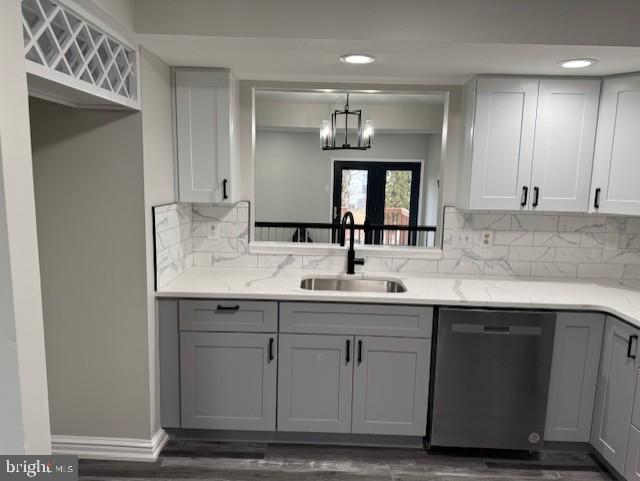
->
544, 312, 604, 442
626, 426, 640, 480
180, 332, 277, 431
277, 334, 353, 433
591, 316, 640, 473
352, 336, 430, 436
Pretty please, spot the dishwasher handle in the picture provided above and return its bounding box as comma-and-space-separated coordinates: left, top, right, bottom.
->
451, 323, 542, 336
483, 325, 510, 334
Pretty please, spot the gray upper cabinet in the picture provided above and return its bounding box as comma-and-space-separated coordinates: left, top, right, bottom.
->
544, 312, 604, 442
179, 300, 277, 332
462, 77, 538, 211
180, 332, 277, 431
277, 334, 353, 433
174, 69, 239, 203
529, 79, 600, 213
352, 337, 430, 436
460, 77, 600, 213
280, 302, 433, 338
591, 316, 640, 473
590, 74, 640, 216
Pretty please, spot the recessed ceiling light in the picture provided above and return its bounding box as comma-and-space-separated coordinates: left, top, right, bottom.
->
339, 54, 375, 65
558, 58, 598, 69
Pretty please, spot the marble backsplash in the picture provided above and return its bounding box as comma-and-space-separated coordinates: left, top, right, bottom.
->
154, 202, 640, 287
440, 207, 640, 279
154, 203, 193, 288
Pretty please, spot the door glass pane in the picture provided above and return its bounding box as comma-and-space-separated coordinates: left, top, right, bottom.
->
340, 169, 367, 244
385, 170, 413, 245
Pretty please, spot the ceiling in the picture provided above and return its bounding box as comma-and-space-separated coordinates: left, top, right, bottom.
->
112, 0, 640, 84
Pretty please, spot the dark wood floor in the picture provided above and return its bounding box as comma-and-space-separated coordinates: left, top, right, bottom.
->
79, 439, 615, 480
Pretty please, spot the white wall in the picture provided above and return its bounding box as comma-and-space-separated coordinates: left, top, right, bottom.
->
255, 130, 434, 224
91, 0, 135, 31
140, 47, 176, 435
0, 0, 51, 454
31, 99, 153, 440
256, 101, 444, 132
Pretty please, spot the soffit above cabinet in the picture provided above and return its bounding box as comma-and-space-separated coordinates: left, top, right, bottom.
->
21, 0, 140, 110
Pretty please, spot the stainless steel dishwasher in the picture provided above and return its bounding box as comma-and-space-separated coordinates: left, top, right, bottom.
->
430, 308, 555, 451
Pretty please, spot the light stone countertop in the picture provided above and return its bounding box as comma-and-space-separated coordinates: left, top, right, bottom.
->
156, 266, 640, 328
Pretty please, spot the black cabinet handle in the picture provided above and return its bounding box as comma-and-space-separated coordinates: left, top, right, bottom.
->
594, 188, 601, 209
532, 187, 540, 207
345, 339, 351, 363
216, 304, 239, 312
520, 186, 529, 207
357, 340, 363, 365
628, 335, 638, 360
268, 338, 275, 362
223, 179, 228, 200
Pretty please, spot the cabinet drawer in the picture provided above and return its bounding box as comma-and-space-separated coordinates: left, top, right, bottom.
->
179, 300, 277, 332
280, 302, 432, 338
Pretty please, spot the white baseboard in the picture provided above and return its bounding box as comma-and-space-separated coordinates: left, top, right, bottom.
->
51, 428, 168, 462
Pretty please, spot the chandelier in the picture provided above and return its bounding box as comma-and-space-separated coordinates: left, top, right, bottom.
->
320, 93, 374, 150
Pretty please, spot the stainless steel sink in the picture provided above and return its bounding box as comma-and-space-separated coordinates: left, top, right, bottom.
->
300, 276, 407, 293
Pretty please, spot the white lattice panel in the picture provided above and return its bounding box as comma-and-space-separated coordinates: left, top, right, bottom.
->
22, 0, 138, 105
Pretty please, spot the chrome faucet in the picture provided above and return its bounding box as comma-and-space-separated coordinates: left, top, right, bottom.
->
340, 211, 365, 275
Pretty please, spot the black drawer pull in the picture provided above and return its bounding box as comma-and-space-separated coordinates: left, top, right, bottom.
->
345, 339, 351, 363
532, 186, 540, 207
357, 340, 363, 365
216, 304, 239, 312
223, 179, 229, 200
520, 186, 529, 207
594, 187, 601, 209
268, 338, 275, 362
628, 335, 638, 360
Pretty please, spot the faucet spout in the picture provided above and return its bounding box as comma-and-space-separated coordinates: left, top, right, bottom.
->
340, 211, 365, 275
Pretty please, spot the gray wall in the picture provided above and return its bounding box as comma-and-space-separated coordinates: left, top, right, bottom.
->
255, 130, 436, 226
31, 98, 153, 439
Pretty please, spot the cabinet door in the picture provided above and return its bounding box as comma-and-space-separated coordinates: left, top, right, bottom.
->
180, 332, 276, 430
625, 426, 640, 481
544, 312, 604, 442
352, 337, 430, 436
175, 69, 234, 203
590, 75, 640, 215
591, 317, 639, 472
530, 79, 601, 212
277, 334, 353, 433
468, 78, 539, 210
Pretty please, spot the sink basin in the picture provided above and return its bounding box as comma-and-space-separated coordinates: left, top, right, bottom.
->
300, 276, 407, 293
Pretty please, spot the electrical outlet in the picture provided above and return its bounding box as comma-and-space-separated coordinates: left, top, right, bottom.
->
453, 230, 473, 249
206, 222, 219, 240
479, 230, 493, 245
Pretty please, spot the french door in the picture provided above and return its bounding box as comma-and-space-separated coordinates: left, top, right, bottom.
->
332, 161, 421, 245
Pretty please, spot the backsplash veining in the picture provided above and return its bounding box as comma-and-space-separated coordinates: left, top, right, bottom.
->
154, 201, 251, 288
442, 207, 640, 280
154, 202, 640, 288
154, 203, 193, 288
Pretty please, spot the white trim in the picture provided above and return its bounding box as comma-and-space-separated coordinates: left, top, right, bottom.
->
249, 241, 443, 259
51, 428, 168, 462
